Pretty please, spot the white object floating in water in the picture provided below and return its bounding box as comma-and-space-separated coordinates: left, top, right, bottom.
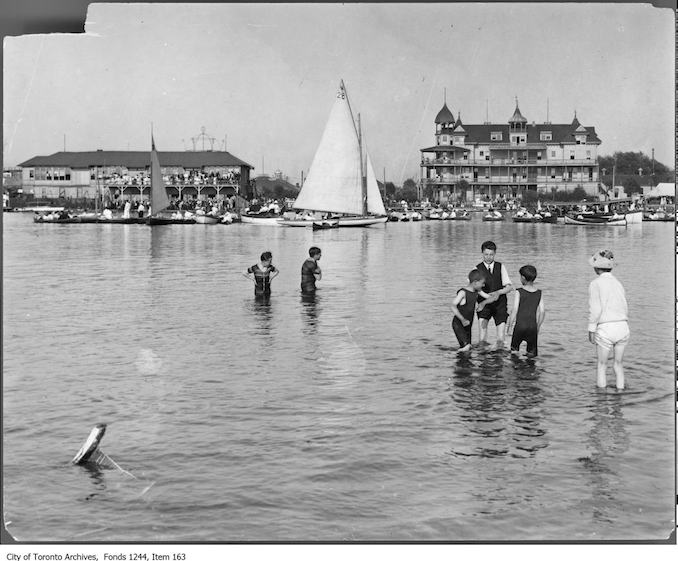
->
72, 423, 137, 478
72, 423, 107, 465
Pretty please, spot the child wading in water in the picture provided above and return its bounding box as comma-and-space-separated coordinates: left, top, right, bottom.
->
450, 269, 497, 352
587, 249, 629, 390
506, 265, 545, 357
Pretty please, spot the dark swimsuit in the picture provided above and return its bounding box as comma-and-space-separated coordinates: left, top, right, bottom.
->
248, 263, 277, 295
510, 288, 542, 356
452, 288, 478, 347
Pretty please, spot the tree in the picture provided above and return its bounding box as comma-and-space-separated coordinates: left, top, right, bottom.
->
385, 182, 397, 198
398, 183, 418, 203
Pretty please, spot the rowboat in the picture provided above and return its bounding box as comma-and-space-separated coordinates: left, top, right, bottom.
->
564, 214, 627, 226
194, 213, 220, 224
240, 211, 283, 225
33, 212, 82, 223
482, 211, 504, 221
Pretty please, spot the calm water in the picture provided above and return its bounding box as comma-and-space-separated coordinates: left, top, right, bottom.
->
2, 212, 675, 542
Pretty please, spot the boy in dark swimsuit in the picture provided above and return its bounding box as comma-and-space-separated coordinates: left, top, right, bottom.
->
506, 265, 545, 357
301, 246, 322, 294
243, 251, 279, 297
450, 269, 497, 352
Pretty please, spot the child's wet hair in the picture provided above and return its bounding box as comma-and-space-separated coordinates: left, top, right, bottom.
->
519, 265, 537, 282
468, 269, 484, 283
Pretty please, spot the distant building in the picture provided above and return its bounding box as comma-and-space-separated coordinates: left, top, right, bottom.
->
17, 150, 253, 201
642, 182, 675, 199
420, 99, 602, 203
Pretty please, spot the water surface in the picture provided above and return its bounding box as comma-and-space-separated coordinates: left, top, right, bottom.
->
3, 213, 675, 541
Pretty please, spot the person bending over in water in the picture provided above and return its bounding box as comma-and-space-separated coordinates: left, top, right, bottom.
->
588, 249, 629, 390
243, 251, 279, 297
450, 269, 497, 352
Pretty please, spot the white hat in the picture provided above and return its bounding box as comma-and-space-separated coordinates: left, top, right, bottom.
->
588, 249, 615, 269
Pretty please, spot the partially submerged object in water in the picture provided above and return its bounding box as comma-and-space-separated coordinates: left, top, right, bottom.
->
72, 423, 107, 465
72, 423, 136, 478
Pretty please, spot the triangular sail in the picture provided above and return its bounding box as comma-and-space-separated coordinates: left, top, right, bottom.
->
293, 82, 385, 216
365, 151, 386, 216
150, 136, 170, 214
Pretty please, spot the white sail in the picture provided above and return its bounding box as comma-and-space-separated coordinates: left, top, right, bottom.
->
150, 136, 170, 214
365, 151, 386, 215
293, 82, 385, 216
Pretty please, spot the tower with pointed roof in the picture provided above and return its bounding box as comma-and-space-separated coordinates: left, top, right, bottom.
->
434, 92, 456, 147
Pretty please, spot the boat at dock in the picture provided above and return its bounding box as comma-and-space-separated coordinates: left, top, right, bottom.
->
281, 80, 387, 228
33, 210, 81, 223
564, 213, 627, 226
482, 210, 504, 221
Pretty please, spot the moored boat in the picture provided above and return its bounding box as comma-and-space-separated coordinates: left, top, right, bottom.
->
448, 210, 471, 221
194, 212, 220, 224
33, 211, 81, 223
564, 213, 627, 226
482, 210, 504, 221
312, 220, 340, 230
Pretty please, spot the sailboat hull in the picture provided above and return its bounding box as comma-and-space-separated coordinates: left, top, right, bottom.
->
335, 215, 387, 227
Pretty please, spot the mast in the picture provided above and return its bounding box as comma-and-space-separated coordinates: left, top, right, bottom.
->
340, 79, 368, 215
358, 113, 367, 216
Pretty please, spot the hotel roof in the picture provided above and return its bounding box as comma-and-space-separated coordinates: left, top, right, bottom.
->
424, 122, 600, 148
19, 150, 254, 169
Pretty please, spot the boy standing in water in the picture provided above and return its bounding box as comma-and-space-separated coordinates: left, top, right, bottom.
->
588, 249, 629, 390
506, 265, 545, 357
450, 269, 496, 352
476, 240, 514, 345
243, 251, 279, 298
301, 246, 322, 294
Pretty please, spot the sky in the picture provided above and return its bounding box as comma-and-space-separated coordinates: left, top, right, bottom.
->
3, 2, 675, 185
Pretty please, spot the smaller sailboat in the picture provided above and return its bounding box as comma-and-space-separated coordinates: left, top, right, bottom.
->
279, 80, 387, 228
147, 136, 195, 225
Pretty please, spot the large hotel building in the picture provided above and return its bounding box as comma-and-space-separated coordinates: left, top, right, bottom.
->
420, 99, 602, 203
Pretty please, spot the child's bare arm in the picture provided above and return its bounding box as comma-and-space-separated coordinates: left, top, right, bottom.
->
537, 297, 545, 330
506, 291, 520, 333
450, 292, 469, 325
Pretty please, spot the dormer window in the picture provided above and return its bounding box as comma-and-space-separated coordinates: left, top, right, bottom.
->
491, 132, 503, 141
540, 131, 552, 141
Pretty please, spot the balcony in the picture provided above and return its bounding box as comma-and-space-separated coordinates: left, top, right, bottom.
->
421, 157, 597, 167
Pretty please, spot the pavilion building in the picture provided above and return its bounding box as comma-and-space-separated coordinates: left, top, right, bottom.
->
420, 99, 602, 204
17, 149, 254, 202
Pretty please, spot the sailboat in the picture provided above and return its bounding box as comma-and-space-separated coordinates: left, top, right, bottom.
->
147, 136, 195, 225
279, 80, 387, 228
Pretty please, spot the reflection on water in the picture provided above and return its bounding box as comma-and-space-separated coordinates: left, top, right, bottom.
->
579, 393, 630, 525
450, 349, 546, 459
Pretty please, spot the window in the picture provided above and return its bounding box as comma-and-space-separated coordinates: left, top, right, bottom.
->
491, 131, 503, 141
485, 168, 490, 178
462, 153, 468, 160
551, 150, 556, 158
551, 168, 556, 179
570, 150, 575, 160
540, 131, 552, 141
29, 169, 34, 179
479, 150, 484, 156
485, 154, 490, 160
586, 150, 591, 160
